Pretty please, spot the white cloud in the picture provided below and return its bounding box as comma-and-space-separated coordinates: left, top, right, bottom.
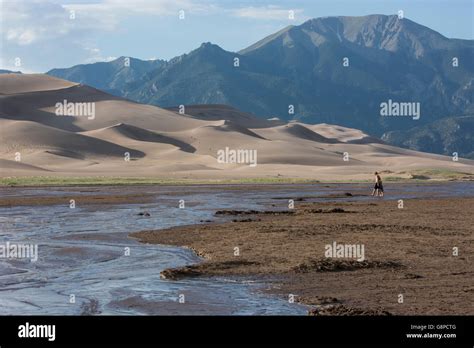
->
232, 5, 304, 21
64, 0, 219, 17
1, 1, 303, 47
81, 45, 116, 63
0, 0, 122, 69
6, 29, 37, 45
1, 0, 115, 46
0, 0, 221, 46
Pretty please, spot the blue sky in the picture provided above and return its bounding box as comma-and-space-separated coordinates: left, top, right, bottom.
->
1, 0, 473, 72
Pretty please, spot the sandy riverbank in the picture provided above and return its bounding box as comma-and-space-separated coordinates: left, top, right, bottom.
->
132, 196, 474, 315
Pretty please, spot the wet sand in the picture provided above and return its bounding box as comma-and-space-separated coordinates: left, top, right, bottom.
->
132, 196, 474, 315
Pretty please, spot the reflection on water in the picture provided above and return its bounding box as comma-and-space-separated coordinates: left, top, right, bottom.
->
0, 182, 472, 315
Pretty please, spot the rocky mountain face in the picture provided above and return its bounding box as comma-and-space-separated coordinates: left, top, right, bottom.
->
382, 115, 474, 159
48, 57, 164, 96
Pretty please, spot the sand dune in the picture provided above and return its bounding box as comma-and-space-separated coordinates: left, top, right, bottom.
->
83, 123, 196, 153
0, 74, 212, 132
0, 158, 50, 172
0, 74, 77, 95
308, 123, 382, 144
1, 74, 473, 180
166, 104, 283, 128
0, 119, 144, 160
199, 120, 267, 140
253, 123, 338, 144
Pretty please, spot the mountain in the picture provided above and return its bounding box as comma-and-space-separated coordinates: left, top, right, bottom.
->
123, 42, 294, 116
0, 69, 22, 74
382, 115, 474, 159
46, 15, 474, 138
3, 73, 472, 180
48, 57, 164, 96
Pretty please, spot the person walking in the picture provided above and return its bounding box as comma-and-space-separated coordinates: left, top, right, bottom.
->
371, 172, 384, 197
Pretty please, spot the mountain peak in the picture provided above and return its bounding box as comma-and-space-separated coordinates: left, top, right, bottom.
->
240, 14, 452, 58
304, 13, 397, 23
186, 42, 230, 59
196, 42, 225, 53
198, 42, 222, 50
300, 14, 406, 47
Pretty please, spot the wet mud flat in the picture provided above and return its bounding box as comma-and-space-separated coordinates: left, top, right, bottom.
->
132, 196, 474, 315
